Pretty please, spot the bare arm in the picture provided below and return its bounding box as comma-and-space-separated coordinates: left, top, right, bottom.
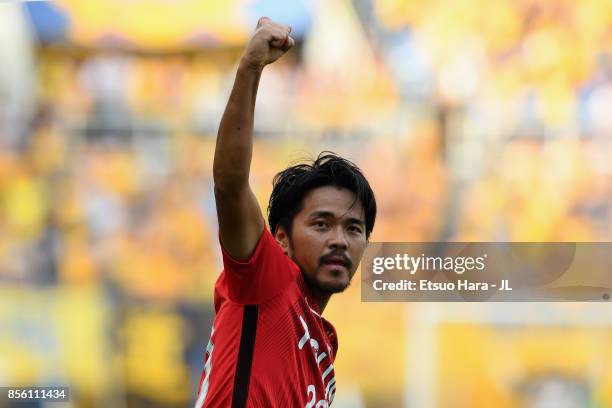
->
214, 17, 294, 260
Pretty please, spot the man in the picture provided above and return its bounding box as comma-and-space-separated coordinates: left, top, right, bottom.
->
194, 17, 376, 408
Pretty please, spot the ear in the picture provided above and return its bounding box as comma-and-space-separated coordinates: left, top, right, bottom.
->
274, 227, 290, 256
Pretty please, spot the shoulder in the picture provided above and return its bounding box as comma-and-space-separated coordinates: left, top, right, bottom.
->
215, 230, 301, 306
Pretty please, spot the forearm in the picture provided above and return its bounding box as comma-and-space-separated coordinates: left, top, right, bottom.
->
213, 60, 263, 190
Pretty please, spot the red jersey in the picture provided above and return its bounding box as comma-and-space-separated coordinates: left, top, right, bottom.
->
194, 226, 339, 408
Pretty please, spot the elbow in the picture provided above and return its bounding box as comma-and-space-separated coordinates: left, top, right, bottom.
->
213, 143, 250, 191
213, 168, 248, 194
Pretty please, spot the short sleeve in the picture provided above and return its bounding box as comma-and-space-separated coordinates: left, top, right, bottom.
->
219, 226, 298, 304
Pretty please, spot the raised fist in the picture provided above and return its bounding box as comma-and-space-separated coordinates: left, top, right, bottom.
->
242, 17, 295, 71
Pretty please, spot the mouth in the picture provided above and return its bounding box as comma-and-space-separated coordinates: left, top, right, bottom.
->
323, 261, 347, 268
323, 262, 347, 269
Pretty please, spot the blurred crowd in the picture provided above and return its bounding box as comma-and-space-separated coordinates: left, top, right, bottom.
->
1, 0, 612, 407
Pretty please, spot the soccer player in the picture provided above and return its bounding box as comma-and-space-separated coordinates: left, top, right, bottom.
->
194, 17, 377, 408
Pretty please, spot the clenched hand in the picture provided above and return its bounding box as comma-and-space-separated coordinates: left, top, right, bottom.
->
242, 17, 295, 71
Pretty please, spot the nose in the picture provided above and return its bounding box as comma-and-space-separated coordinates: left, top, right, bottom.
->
328, 226, 348, 250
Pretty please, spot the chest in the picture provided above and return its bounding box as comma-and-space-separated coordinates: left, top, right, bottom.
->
250, 297, 338, 405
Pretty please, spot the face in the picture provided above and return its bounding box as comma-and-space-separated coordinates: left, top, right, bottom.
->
275, 186, 368, 294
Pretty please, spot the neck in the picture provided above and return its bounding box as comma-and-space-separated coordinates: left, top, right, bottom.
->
307, 283, 332, 313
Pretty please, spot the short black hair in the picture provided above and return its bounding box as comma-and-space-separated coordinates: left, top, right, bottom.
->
267, 151, 376, 239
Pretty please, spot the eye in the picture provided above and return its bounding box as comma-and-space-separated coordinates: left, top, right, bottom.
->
348, 225, 363, 234
314, 221, 329, 229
